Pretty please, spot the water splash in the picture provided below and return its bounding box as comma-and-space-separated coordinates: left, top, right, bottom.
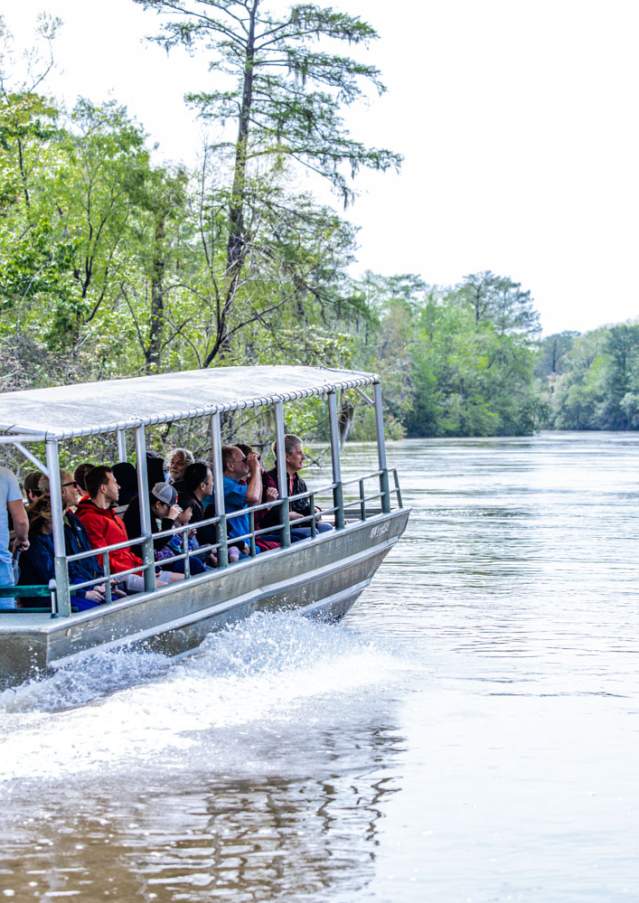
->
0, 611, 405, 785
0, 647, 172, 714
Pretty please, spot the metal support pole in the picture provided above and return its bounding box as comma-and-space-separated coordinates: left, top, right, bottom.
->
14, 443, 48, 476
48, 579, 58, 617
182, 531, 191, 580
116, 429, 127, 463
327, 391, 344, 530
0, 434, 47, 444
134, 426, 156, 593
274, 401, 291, 548
211, 412, 228, 568
104, 554, 113, 605
249, 509, 256, 557
393, 468, 403, 509
310, 492, 317, 537
45, 439, 71, 616
374, 382, 391, 514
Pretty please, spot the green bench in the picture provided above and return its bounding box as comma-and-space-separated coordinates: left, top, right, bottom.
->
0, 584, 56, 613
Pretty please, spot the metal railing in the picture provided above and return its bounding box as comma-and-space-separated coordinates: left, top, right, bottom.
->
340, 467, 403, 520
66, 533, 157, 605
2, 466, 404, 617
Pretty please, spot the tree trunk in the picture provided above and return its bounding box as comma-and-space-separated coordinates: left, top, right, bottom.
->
338, 397, 354, 446
16, 137, 30, 209
213, 0, 259, 362
147, 212, 166, 372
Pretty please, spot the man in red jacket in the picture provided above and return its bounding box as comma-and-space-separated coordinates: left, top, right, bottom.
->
77, 465, 181, 593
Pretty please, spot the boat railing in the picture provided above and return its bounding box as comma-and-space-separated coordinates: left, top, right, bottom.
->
340, 467, 403, 519
66, 533, 157, 605
4, 465, 403, 616
68, 466, 403, 582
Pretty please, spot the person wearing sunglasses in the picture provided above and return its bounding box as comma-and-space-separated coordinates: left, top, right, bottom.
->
39, 472, 82, 513
38, 470, 125, 605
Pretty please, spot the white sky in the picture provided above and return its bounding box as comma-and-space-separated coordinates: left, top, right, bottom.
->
3, 0, 639, 335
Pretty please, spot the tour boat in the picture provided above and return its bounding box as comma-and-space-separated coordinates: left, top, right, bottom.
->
0, 366, 409, 687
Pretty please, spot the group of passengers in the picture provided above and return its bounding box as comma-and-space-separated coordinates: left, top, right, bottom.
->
0, 434, 331, 612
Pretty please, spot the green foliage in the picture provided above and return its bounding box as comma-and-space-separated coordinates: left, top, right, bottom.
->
544, 323, 639, 430
346, 273, 541, 438
535, 331, 579, 378
5, 10, 636, 445
137, 0, 398, 197
454, 271, 541, 338
132, 0, 401, 369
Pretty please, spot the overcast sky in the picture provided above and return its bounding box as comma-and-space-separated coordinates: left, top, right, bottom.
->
4, 0, 639, 335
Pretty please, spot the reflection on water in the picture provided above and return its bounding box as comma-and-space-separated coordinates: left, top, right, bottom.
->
4, 750, 401, 901
2, 432, 639, 901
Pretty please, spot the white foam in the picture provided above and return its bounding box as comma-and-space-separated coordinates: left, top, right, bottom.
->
0, 612, 405, 785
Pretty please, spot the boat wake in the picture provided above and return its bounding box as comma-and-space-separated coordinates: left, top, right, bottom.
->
0, 611, 405, 785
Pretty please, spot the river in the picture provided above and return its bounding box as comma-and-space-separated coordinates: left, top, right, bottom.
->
1, 432, 638, 901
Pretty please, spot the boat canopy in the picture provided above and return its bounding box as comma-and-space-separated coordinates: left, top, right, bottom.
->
0, 365, 377, 440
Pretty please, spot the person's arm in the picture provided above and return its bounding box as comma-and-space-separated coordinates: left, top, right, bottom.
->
8, 499, 29, 551
245, 453, 263, 505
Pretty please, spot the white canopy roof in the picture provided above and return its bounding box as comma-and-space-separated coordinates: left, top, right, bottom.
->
0, 365, 377, 440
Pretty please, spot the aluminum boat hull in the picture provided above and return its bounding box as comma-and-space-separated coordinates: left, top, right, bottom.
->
0, 509, 409, 688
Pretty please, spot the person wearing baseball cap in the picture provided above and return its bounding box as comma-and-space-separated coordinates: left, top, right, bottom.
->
120, 481, 181, 581
151, 481, 179, 512
124, 481, 211, 577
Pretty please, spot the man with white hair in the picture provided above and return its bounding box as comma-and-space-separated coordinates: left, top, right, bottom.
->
263, 434, 332, 541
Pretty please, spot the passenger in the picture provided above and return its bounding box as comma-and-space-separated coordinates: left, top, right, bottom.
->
18, 495, 107, 611
0, 465, 29, 610
177, 461, 213, 526
58, 471, 125, 602
24, 470, 118, 603
23, 471, 44, 506
263, 434, 333, 541
76, 465, 178, 593
39, 471, 80, 510
167, 448, 194, 486
112, 462, 138, 507
123, 482, 207, 576
146, 451, 166, 488
177, 462, 219, 564
222, 445, 263, 557
74, 462, 95, 495
235, 443, 255, 461
159, 501, 210, 575
237, 443, 280, 551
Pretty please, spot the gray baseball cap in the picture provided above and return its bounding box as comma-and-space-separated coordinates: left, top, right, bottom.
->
151, 482, 178, 507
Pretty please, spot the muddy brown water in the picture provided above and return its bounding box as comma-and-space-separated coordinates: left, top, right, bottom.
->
1, 432, 638, 901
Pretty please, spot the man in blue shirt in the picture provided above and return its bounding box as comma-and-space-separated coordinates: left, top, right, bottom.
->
0, 466, 30, 610
222, 446, 263, 557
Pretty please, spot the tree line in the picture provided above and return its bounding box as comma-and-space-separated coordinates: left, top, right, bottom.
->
1, 5, 637, 442
537, 325, 639, 430
349, 276, 639, 437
